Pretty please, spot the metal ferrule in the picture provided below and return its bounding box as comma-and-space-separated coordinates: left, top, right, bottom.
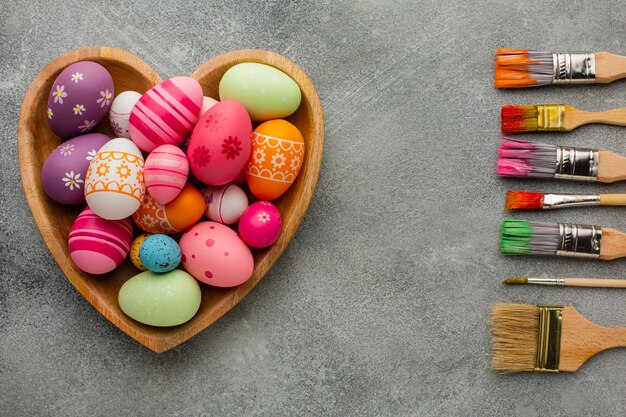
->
535, 305, 563, 372
526, 277, 566, 285
536, 105, 566, 131
552, 53, 596, 84
542, 193, 601, 209
556, 223, 602, 258
554, 146, 599, 181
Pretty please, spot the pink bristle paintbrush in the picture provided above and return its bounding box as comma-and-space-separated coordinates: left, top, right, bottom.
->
497, 138, 626, 183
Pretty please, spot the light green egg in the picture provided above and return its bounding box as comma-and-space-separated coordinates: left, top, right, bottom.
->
118, 270, 201, 327
219, 62, 301, 121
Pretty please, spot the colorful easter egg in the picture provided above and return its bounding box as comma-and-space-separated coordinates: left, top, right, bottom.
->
238, 201, 282, 248
41, 133, 109, 205
219, 63, 301, 121
128, 77, 203, 152
144, 144, 189, 205
202, 184, 248, 225
118, 270, 201, 327
200, 96, 218, 117
47, 61, 114, 138
133, 183, 205, 234
187, 100, 252, 185
130, 233, 151, 271
139, 234, 181, 273
179, 221, 253, 287
85, 138, 145, 220
109, 91, 141, 138
246, 119, 304, 200
68, 207, 133, 274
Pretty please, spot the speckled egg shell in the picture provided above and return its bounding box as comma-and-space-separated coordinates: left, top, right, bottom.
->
130, 234, 151, 271
144, 144, 189, 205
187, 100, 252, 186
238, 201, 282, 248
47, 61, 114, 139
202, 184, 248, 225
139, 234, 182, 273
128, 77, 203, 152
85, 138, 145, 220
246, 119, 304, 200
68, 207, 133, 274
41, 133, 109, 205
179, 221, 253, 287
109, 91, 141, 138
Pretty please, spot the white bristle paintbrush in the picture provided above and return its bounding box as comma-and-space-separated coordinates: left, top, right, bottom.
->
505, 191, 626, 211
495, 48, 626, 88
503, 277, 626, 288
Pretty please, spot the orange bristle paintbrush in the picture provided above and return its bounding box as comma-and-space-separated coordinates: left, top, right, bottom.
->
501, 105, 626, 134
495, 48, 626, 89
505, 190, 626, 211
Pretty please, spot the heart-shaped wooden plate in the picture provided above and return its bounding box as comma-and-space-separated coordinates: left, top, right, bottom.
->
18, 46, 324, 352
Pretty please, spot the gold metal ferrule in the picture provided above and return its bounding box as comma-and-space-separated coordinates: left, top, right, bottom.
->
553, 53, 596, 84
536, 105, 566, 131
535, 305, 563, 372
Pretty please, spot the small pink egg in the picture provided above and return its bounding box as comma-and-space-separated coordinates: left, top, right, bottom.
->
202, 184, 248, 225
238, 201, 282, 248
144, 144, 189, 205
179, 221, 253, 287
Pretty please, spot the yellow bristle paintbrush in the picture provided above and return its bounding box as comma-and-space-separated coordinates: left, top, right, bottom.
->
491, 304, 626, 372
495, 48, 626, 89
501, 105, 626, 134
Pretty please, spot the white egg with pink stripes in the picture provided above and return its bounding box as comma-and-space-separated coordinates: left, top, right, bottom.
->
128, 76, 203, 152
144, 144, 189, 205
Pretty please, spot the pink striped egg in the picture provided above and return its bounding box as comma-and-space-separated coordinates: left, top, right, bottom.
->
68, 207, 133, 274
144, 144, 189, 205
128, 77, 203, 152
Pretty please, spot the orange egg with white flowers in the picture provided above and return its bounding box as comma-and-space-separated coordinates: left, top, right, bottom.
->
133, 183, 205, 234
246, 119, 305, 201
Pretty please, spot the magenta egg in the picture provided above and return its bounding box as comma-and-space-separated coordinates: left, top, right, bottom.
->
144, 144, 189, 205
128, 77, 203, 152
179, 221, 253, 287
238, 201, 282, 248
187, 100, 252, 186
46, 61, 114, 139
68, 207, 133, 274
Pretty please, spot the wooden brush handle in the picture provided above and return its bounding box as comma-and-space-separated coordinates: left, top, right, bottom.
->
599, 194, 626, 205
599, 227, 626, 260
564, 278, 626, 288
571, 108, 626, 127
598, 151, 626, 183
595, 52, 626, 83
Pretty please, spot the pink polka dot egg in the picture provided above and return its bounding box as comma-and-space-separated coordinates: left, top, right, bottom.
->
238, 201, 282, 248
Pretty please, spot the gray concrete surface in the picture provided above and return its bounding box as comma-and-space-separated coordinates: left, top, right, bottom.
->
2, 0, 626, 415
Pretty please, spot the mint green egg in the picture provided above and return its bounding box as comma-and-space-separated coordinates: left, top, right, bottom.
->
118, 270, 201, 327
219, 63, 301, 121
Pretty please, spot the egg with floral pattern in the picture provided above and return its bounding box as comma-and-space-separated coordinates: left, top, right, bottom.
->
47, 61, 114, 139
238, 201, 282, 248
41, 133, 109, 205
109, 91, 141, 139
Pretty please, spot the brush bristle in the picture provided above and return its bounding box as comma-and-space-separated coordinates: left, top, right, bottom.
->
501, 105, 539, 133
505, 191, 544, 211
497, 138, 557, 179
495, 49, 554, 89
500, 219, 560, 255
502, 277, 528, 285
491, 304, 538, 372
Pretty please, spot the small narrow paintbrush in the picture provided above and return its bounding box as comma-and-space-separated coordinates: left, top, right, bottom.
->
495, 48, 626, 89
503, 277, 626, 288
501, 105, 626, 134
500, 219, 626, 260
497, 138, 626, 183
505, 190, 626, 212
491, 303, 626, 372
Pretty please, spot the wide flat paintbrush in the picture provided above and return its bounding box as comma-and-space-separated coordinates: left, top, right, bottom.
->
500, 219, 626, 260
501, 105, 626, 134
495, 48, 626, 89
503, 277, 626, 288
505, 190, 626, 211
491, 303, 626, 372
497, 138, 626, 183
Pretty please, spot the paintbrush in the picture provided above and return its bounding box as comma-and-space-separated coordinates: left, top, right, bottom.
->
505, 190, 626, 211
503, 277, 626, 288
495, 48, 626, 89
501, 105, 626, 134
491, 303, 626, 372
497, 138, 626, 183
500, 219, 626, 260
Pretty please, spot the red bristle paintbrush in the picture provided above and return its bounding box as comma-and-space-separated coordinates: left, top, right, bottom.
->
505, 191, 626, 211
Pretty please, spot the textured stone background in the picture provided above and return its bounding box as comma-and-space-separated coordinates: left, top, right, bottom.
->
2, 0, 626, 415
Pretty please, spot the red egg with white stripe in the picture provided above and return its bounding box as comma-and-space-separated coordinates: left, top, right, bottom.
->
144, 144, 189, 205
68, 207, 133, 274
128, 77, 203, 152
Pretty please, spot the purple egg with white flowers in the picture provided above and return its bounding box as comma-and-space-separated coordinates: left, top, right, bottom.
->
46, 61, 114, 139
41, 133, 110, 205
